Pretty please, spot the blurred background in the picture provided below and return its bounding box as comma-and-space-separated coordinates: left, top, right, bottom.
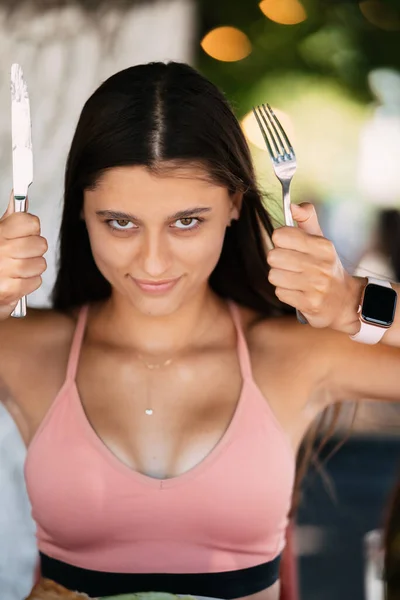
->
0, 0, 399, 599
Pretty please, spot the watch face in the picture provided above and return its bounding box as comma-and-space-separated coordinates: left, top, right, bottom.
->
361, 283, 397, 327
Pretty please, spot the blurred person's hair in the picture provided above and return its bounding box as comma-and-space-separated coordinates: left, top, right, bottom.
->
377, 209, 400, 282
51, 61, 346, 512
384, 474, 400, 599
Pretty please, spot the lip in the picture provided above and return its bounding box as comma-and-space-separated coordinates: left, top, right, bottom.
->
131, 276, 181, 294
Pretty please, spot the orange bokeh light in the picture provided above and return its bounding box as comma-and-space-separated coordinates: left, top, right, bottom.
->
259, 0, 307, 25
200, 26, 252, 62
241, 108, 295, 152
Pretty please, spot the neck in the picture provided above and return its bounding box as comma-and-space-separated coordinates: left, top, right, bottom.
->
92, 286, 223, 357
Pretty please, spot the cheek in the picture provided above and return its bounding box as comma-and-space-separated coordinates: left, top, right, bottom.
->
86, 224, 132, 273
179, 226, 226, 275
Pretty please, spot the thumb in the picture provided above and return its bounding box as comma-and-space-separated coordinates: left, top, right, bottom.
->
0, 191, 15, 221
291, 202, 323, 236
0, 191, 30, 222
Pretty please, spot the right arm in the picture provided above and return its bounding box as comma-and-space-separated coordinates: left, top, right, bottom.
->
0, 192, 48, 391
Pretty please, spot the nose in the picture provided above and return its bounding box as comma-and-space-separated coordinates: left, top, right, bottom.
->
139, 230, 172, 278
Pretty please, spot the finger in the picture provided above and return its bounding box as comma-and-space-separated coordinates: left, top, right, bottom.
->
0, 275, 42, 306
7, 236, 48, 259
275, 284, 329, 318
269, 262, 334, 293
291, 202, 323, 236
267, 248, 335, 281
272, 225, 334, 264
272, 225, 310, 252
269, 268, 306, 291
267, 247, 312, 273
274, 287, 306, 309
10, 256, 47, 279
2, 213, 41, 239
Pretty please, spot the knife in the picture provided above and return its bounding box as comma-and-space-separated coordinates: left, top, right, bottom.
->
10, 63, 33, 318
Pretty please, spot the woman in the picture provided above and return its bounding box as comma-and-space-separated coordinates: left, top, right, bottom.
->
0, 62, 399, 600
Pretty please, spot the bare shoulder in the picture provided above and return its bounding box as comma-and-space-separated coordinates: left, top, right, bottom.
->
248, 309, 400, 368
239, 304, 400, 406
235, 305, 349, 407
237, 304, 329, 360
245, 309, 365, 386
231, 305, 344, 446
0, 307, 77, 396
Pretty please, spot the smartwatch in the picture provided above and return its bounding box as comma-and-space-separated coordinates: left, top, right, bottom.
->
350, 277, 397, 344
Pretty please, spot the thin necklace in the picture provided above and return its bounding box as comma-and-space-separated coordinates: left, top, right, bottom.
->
134, 301, 221, 415
136, 354, 174, 415
136, 354, 173, 370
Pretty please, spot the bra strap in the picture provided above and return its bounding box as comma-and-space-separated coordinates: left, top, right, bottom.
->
66, 305, 89, 382
228, 301, 253, 380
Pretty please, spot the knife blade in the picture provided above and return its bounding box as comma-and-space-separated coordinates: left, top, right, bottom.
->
11, 63, 33, 318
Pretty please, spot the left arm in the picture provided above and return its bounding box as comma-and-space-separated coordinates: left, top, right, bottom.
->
267, 202, 400, 402
316, 327, 400, 403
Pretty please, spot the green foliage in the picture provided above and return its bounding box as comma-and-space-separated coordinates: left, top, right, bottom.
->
196, 0, 400, 115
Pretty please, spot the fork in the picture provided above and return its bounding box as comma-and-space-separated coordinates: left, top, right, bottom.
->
253, 103, 308, 324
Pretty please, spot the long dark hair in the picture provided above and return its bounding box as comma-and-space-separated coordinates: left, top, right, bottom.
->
52, 61, 292, 317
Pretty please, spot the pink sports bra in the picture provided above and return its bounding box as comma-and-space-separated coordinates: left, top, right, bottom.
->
24, 302, 295, 598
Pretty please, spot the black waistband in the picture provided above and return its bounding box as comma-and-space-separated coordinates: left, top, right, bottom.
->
39, 552, 281, 599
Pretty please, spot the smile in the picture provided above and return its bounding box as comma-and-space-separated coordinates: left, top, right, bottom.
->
130, 276, 182, 295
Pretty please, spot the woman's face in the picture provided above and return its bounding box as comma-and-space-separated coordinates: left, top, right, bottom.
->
83, 165, 240, 316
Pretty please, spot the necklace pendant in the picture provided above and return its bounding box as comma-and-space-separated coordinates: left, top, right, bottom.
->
145, 409, 154, 416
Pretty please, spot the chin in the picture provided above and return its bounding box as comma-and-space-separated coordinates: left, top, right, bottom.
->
107, 271, 210, 316
125, 289, 188, 317
129, 281, 209, 317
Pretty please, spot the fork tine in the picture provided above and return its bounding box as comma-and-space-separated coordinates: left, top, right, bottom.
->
252, 106, 275, 158
258, 105, 281, 157
262, 104, 287, 156
266, 103, 294, 154
252, 107, 274, 157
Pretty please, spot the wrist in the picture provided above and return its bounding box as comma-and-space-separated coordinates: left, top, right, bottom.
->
332, 275, 365, 335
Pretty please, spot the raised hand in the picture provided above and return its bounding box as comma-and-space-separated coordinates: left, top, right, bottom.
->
0, 192, 48, 320
267, 202, 360, 332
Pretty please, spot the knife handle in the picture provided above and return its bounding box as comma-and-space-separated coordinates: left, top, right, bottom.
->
11, 196, 27, 318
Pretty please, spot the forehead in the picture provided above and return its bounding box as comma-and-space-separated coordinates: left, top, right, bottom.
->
85, 165, 229, 209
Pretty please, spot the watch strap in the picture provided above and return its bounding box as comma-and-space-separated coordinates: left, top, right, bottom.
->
350, 319, 387, 344
365, 277, 392, 288
350, 277, 392, 345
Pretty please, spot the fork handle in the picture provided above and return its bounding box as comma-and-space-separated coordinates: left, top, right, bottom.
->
281, 181, 308, 325
282, 180, 295, 227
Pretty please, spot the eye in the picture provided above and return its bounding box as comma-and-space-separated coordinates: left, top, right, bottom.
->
173, 217, 202, 230
106, 219, 137, 231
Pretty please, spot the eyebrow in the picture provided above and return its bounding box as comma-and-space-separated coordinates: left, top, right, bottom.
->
96, 207, 213, 221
